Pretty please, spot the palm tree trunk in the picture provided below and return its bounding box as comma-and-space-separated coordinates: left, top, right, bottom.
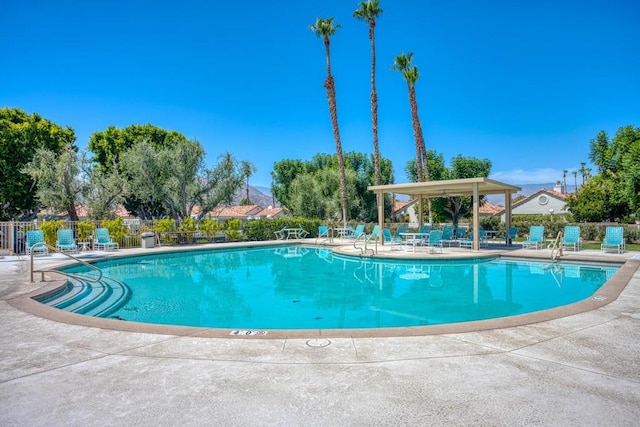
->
409, 87, 433, 224
324, 39, 348, 226
370, 23, 380, 187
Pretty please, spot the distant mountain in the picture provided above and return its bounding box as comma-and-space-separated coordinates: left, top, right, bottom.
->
232, 186, 279, 208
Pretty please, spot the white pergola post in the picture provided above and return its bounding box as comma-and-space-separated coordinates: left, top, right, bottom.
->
505, 190, 513, 245
472, 182, 480, 251
377, 190, 384, 245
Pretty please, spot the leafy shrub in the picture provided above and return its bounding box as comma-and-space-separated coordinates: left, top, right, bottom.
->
77, 220, 94, 242
101, 217, 126, 242
154, 218, 176, 233
225, 218, 242, 240
581, 224, 599, 241
199, 218, 222, 237
40, 220, 66, 246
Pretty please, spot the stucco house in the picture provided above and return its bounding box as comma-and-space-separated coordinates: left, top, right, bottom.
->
499, 188, 569, 221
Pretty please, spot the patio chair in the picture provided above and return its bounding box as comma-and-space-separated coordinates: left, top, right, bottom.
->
394, 224, 408, 239
316, 225, 330, 243
441, 225, 456, 246
274, 227, 287, 240
56, 229, 78, 253
382, 228, 403, 251
506, 226, 518, 244
455, 226, 467, 239
458, 227, 487, 249
561, 226, 582, 252
345, 224, 365, 239
94, 228, 119, 251
425, 230, 443, 253
522, 226, 545, 250
418, 224, 432, 234
26, 230, 48, 256
601, 226, 625, 254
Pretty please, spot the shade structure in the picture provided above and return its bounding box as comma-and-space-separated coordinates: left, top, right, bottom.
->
368, 177, 521, 250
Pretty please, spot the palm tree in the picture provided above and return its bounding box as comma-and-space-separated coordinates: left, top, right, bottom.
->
310, 17, 348, 226
579, 161, 587, 185
353, 0, 383, 187
572, 171, 578, 192
240, 160, 256, 205
562, 169, 568, 192
392, 52, 432, 224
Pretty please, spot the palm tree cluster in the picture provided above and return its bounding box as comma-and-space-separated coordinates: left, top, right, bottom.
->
311, 0, 430, 224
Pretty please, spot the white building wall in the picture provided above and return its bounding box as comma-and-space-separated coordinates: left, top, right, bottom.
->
501, 194, 568, 221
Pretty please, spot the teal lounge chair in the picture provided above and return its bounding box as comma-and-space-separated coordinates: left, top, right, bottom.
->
425, 230, 443, 253
455, 226, 467, 239
371, 225, 380, 239
522, 226, 545, 250
561, 226, 581, 251
94, 228, 119, 251
418, 224, 432, 234
347, 224, 365, 239
56, 229, 78, 253
506, 226, 518, 245
26, 230, 48, 256
441, 225, 456, 246
315, 225, 330, 243
601, 226, 625, 254
382, 228, 403, 250
395, 224, 408, 238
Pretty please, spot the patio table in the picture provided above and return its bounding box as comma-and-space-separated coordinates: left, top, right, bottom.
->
399, 232, 429, 253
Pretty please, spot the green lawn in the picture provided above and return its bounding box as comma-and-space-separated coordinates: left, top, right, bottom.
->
582, 241, 639, 251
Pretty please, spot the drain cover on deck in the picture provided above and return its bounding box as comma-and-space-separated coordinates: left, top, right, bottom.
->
306, 338, 331, 348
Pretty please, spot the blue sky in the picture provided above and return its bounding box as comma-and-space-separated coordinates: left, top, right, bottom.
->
3, 0, 639, 188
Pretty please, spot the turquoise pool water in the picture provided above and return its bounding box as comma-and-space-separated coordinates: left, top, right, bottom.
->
40, 245, 619, 330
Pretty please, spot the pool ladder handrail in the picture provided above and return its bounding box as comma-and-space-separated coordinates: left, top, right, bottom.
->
363, 233, 377, 255
550, 231, 563, 261
352, 232, 376, 255
30, 242, 103, 283
315, 227, 333, 245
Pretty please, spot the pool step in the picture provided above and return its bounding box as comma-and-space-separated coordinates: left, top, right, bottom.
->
34, 277, 132, 318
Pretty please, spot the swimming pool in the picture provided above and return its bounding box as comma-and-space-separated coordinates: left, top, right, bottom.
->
35, 245, 620, 330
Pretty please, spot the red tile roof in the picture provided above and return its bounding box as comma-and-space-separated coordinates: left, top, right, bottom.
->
479, 201, 503, 216
209, 205, 263, 217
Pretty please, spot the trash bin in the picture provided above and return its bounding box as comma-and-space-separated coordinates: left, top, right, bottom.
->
141, 232, 155, 249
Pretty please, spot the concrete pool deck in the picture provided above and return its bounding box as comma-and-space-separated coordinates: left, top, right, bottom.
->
1, 241, 639, 425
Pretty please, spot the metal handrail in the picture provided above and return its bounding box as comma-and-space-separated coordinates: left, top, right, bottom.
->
30, 242, 103, 283
550, 231, 563, 261
363, 233, 377, 255
352, 232, 364, 253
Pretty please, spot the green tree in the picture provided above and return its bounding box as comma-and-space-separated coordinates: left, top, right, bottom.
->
88, 123, 187, 173
565, 175, 611, 222
0, 107, 75, 220
440, 155, 492, 229
353, 0, 383, 187
581, 125, 640, 218
198, 152, 246, 219
81, 151, 129, 219
120, 139, 245, 221
288, 173, 325, 218
22, 143, 82, 220
271, 159, 307, 209
272, 152, 393, 221
119, 139, 170, 219
310, 17, 349, 226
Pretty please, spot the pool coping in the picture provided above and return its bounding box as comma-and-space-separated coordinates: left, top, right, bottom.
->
6, 240, 637, 339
